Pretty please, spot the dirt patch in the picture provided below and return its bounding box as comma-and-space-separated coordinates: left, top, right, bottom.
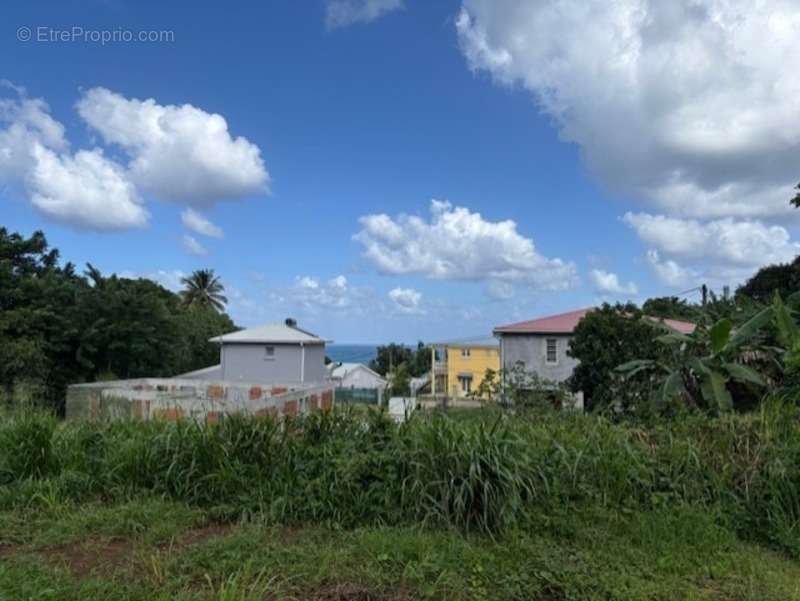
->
42, 537, 134, 578
157, 522, 235, 550
309, 583, 415, 601
11, 522, 235, 579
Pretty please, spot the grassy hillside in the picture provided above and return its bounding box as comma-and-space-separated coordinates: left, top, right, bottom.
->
1, 405, 800, 599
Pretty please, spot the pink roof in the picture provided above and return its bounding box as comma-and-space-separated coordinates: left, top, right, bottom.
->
494, 308, 593, 334
494, 307, 696, 335
653, 317, 696, 334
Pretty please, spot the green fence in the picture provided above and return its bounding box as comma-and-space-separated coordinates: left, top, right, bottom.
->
335, 387, 382, 405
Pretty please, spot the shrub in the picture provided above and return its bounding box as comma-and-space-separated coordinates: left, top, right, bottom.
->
0, 405, 799, 557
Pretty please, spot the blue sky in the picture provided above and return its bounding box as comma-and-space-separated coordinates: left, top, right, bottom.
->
3, 0, 800, 343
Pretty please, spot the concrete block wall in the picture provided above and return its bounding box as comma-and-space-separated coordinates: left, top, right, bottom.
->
66, 378, 334, 422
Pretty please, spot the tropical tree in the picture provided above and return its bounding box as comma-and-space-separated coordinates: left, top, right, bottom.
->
737, 257, 800, 303
180, 269, 228, 312
617, 306, 774, 413
567, 303, 665, 411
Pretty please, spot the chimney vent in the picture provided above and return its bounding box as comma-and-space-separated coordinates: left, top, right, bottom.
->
285, 317, 297, 328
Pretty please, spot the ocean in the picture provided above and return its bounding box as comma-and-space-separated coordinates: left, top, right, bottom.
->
326, 344, 378, 365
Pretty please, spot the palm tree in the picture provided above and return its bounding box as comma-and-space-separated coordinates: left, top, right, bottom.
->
180, 269, 228, 312
84, 262, 104, 288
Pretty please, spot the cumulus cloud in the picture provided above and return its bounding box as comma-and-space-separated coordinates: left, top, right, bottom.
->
624, 212, 800, 286
274, 275, 370, 314
182, 235, 208, 256
325, 0, 403, 29
354, 200, 577, 291
0, 91, 148, 230
645, 250, 698, 289
28, 145, 147, 230
77, 87, 269, 206
181, 208, 223, 239
589, 269, 638, 296
388, 287, 424, 314
1, 84, 268, 230
624, 213, 800, 267
456, 0, 800, 220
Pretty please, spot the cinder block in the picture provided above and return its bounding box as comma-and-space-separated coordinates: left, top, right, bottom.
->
207, 384, 225, 400
270, 386, 287, 396
255, 406, 278, 419
249, 386, 263, 400
284, 399, 298, 416
310, 394, 319, 410
321, 390, 333, 410
154, 407, 184, 421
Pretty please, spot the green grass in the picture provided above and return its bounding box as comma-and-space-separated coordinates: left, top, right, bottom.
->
2, 403, 800, 599
1, 499, 800, 600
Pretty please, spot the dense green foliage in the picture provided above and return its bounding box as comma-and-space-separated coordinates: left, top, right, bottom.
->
641, 296, 698, 320
2, 405, 800, 561
0, 228, 236, 413
738, 256, 800, 303
567, 304, 665, 411
370, 341, 429, 377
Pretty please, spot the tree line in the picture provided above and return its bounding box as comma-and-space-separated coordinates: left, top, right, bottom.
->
0, 227, 236, 413
566, 260, 800, 415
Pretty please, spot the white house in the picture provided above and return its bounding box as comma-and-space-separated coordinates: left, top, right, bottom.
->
327, 362, 386, 389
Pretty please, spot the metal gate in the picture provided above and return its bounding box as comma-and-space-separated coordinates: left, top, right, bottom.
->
335, 387, 382, 405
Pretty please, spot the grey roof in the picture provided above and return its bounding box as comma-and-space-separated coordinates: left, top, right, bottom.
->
431, 335, 499, 348
328, 362, 386, 381
209, 323, 328, 345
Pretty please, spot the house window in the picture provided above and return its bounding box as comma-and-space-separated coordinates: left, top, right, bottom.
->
264, 346, 275, 360
458, 375, 472, 394
461, 348, 471, 358
545, 338, 558, 365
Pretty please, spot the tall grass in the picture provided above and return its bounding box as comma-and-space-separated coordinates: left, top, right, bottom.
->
1, 402, 799, 556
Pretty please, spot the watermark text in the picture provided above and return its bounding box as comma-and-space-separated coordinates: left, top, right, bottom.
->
17, 26, 175, 45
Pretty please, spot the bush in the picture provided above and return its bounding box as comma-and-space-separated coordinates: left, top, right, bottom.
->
0, 406, 799, 556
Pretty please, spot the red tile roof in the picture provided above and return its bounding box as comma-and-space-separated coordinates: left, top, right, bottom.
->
493, 308, 696, 335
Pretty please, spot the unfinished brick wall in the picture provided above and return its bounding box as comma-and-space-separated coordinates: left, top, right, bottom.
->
66, 378, 335, 422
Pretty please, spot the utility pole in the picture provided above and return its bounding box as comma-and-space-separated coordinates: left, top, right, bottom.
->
701, 284, 708, 307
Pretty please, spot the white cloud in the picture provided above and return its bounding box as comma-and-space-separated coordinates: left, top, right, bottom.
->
0, 91, 147, 230
325, 0, 403, 29
485, 280, 514, 300
181, 208, 223, 239
456, 1, 800, 220
27, 144, 147, 230
624, 212, 800, 280
119, 269, 186, 292
645, 250, 697, 289
354, 199, 577, 290
624, 212, 800, 266
589, 269, 638, 296
388, 287, 424, 315
76, 87, 269, 206
2, 85, 267, 230
275, 275, 370, 314
182, 234, 208, 256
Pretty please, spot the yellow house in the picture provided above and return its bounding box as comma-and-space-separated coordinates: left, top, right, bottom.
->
430, 337, 500, 398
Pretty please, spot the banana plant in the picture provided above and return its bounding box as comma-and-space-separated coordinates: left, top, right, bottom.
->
618, 308, 771, 413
